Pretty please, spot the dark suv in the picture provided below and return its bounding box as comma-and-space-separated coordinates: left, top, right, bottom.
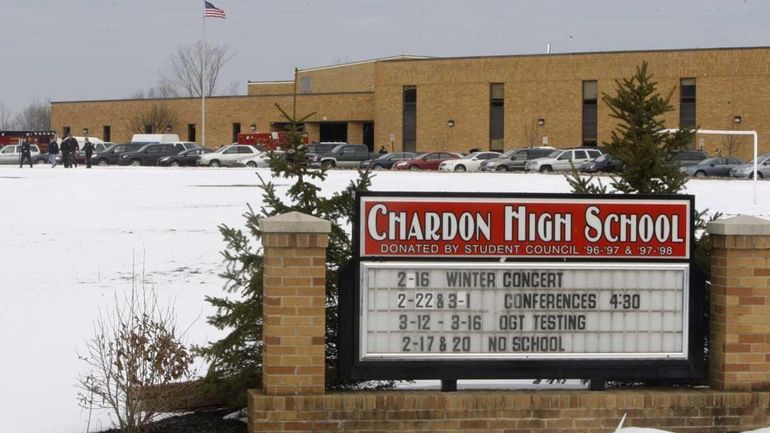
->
93, 143, 145, 166
117, 143, 181, 166
480, 147, 555, 172
672, 149, 708, 167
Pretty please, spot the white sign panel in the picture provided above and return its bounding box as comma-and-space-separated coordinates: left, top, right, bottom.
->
360, 262, 689, 361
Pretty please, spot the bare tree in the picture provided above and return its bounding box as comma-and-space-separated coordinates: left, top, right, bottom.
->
126, 104, 178, 134
77, 266, 194, 433
13, 100, 51, 130
0, 103, 13, 129
160, 41, 233, 97
523, 118, 538, 148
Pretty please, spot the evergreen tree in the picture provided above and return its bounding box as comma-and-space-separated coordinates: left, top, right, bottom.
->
196, 104, 375, 405
568, 61, 694, 195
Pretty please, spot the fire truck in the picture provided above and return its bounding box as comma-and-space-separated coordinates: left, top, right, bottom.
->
0, 130, 56, 153
236, 131, 308, 150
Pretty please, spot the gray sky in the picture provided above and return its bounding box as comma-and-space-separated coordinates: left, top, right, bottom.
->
3, 0, 769, 115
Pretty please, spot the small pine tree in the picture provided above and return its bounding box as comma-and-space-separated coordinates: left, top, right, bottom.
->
567, 63, 718, 386
568, 61, 694, 195
196, 104, 376, 405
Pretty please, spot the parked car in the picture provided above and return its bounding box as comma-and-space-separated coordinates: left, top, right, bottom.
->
74, 141, 111, 164
672, 149, 708, 167
171, 141, 201, 151
232, 150, 285, 168
93, 143, 146, 166
681, 157, 743, 177
305, 142, 342, 161
525, 147, 603, 172
480, 147, 555, 172
117, 143, 181, 166
392, 152, 464, 171
579, 153, 624, 173
158, 148, 213, 167
438, 151, 500, 172
730, 154, 770, 179
309, 143, 373, 168
360, 152, 420, 170
198, 144, 261, 167
0, 144, 47, 165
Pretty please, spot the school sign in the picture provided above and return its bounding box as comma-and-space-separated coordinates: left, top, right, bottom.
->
339, 192, 704, 382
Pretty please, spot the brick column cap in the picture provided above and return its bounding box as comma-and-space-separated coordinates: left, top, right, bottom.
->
707, 215, 770, 236
260, 211, 331, 234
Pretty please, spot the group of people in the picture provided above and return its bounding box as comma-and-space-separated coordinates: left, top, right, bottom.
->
23, 133, 95, 168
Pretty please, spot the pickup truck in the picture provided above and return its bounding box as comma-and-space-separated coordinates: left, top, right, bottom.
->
309, 143, 373, 168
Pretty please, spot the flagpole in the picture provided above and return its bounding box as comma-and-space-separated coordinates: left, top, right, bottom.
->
201, 11, 206, 148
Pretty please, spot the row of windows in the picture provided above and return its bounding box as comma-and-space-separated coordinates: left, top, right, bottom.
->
401, 78, 697, 149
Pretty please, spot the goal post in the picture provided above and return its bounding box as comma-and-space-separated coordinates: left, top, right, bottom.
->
662, 128, 759, 205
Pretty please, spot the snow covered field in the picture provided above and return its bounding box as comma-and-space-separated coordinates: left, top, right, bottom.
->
1, 166, 768, 433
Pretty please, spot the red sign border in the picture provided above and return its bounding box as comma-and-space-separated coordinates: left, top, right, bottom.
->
357, 192, 693, 261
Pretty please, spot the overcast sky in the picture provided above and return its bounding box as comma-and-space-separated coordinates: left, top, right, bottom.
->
2, 0, 769, 115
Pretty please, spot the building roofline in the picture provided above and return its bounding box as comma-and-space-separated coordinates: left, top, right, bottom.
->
296, 55, 432, 73
247, 80, 294, 86
378, 45, 770, 64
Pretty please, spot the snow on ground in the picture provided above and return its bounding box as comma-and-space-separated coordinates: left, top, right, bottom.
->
0, 166, 767, 433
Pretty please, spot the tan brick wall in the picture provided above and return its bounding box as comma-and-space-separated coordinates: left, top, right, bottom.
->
248, 82, 295, 96
52, 47, 770, 157
297, 62, 375, 94
249, 389, 770, 433
710, 234, 770, 392
374, 47, 770, 156
262, 232, 329, 396
51, 92, 374, 148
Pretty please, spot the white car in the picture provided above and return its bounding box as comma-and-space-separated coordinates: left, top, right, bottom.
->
0, 144, 47, 165
525, 148, 603, 172
233, 150, 285, 168
438, 151, 501, 172
197, 144, 260, 167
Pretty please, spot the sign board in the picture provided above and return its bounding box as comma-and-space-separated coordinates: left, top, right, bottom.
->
360, 196, 690, 259
361, 262, 688, 361
340, 192, 703, 381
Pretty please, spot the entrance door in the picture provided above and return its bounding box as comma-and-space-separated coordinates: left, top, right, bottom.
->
363, 122, 374, 152
320, 122, 348, 142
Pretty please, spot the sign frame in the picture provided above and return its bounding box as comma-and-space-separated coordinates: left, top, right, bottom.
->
339, 191, 704, 382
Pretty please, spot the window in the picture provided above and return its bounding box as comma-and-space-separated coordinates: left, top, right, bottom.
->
489, 83, 504, 151
63, 126, 70, 136
103, 126, 111, 142
582, 81, 598, 146
680, 78, 696, 130
403, 86, 417, 152
187, 124, 196, 142
300, 77, 311, 94
232, 123, 241, 142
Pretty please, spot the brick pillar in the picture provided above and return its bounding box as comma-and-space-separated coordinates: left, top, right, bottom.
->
259, 211, 331, 395
708, 215, 770, 391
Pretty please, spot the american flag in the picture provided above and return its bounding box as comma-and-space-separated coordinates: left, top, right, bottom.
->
204, 1, 226, 18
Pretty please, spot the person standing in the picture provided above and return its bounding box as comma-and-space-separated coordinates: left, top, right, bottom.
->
62, 133, 76, 168
83, 138, 95, 168
19, 138, 33, 168
60, 135, 70, 168
48, 138, 60, 167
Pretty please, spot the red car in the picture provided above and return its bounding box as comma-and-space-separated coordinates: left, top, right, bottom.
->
392, 151, 463, 171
